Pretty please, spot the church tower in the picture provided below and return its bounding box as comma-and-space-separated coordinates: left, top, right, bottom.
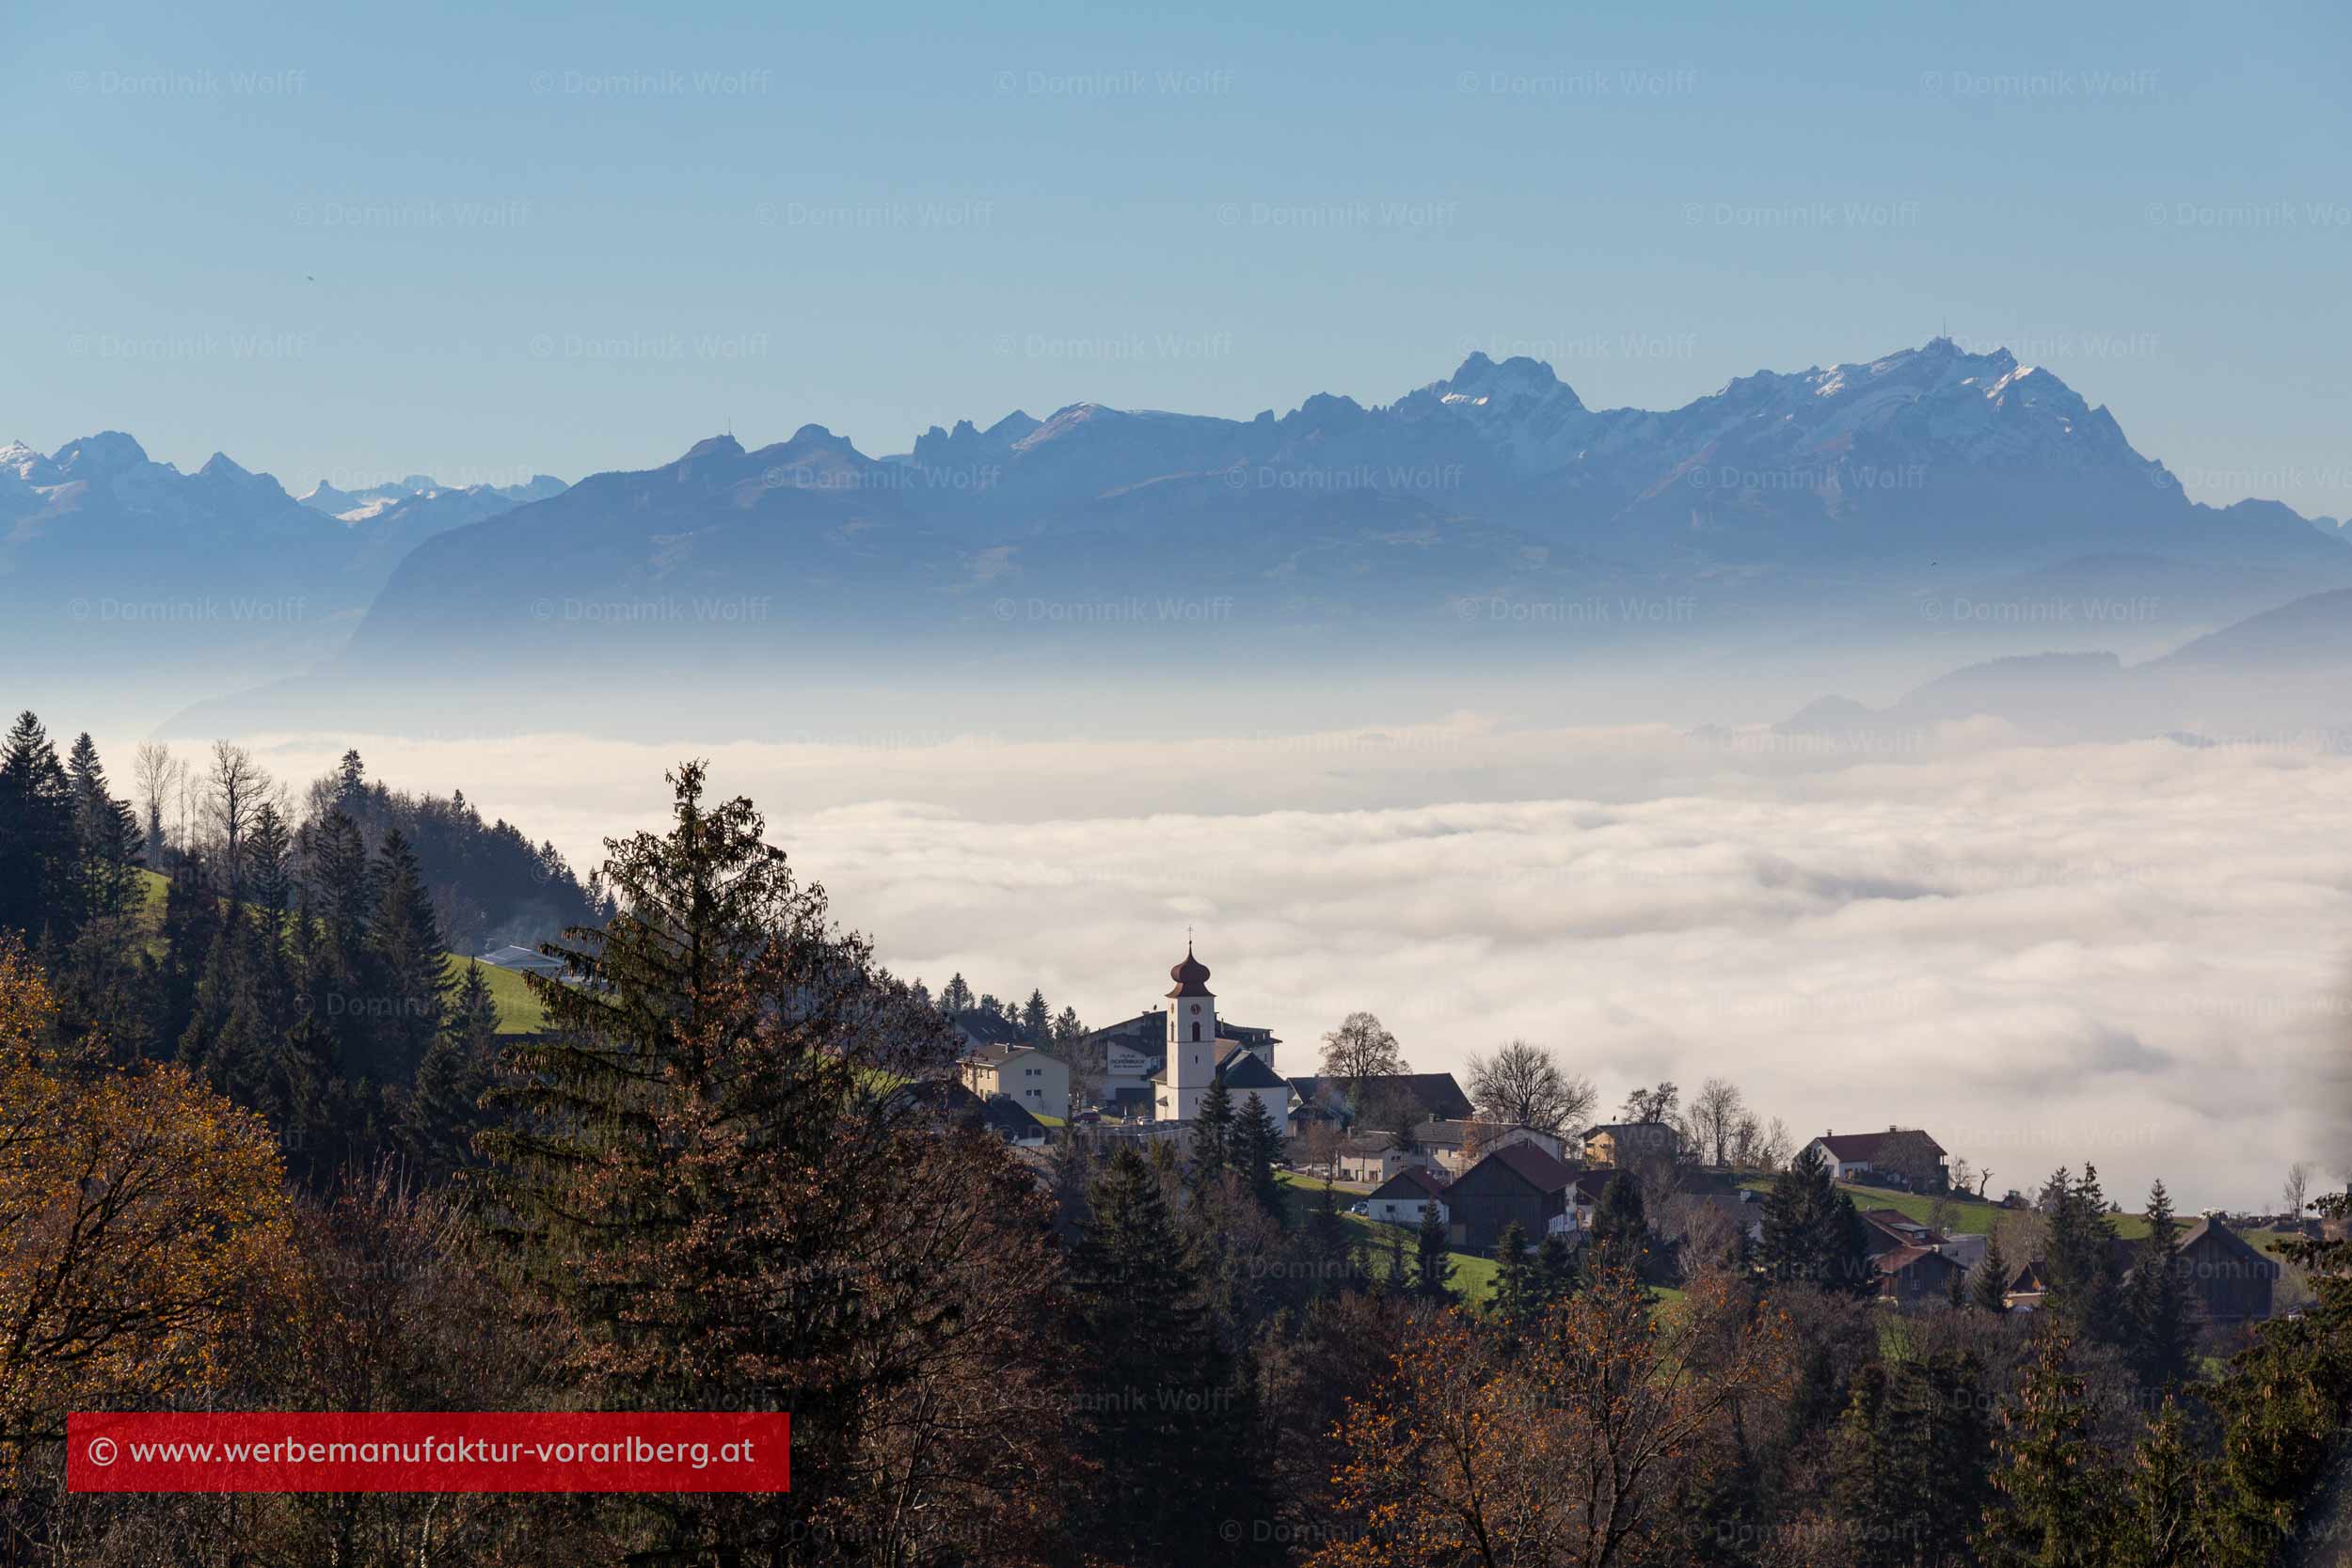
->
1161, 942, 1217, 1122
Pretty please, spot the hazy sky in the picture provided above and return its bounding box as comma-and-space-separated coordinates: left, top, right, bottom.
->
8, 0, 2350, 515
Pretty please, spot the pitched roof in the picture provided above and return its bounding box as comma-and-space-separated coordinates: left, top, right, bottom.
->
1293, 1074, 1471, 1123
963, 1041, 1063, 1069
1369, 1167, 1449, 1201
1217, 1051, 1288, 1092
953, 1010, 1031, 1048
981, 1097, 1043, 1135
1462, 1140, 1576, 1196
1813, 1128, 1947, 1162
1412, 1117, 1473, 1148
1875, 1244, 1958, 1277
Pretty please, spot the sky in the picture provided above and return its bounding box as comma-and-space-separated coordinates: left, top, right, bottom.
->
8, 0, 2352, 515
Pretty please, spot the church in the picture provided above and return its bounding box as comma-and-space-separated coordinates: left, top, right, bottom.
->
1078, 944, 1295, 1127
1150, 944, 1296, 1127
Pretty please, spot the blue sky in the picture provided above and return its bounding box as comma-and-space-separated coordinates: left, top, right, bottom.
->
8, 0, 2349, 514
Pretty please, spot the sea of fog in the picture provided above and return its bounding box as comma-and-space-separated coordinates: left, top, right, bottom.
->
155, 719, 2352, 1212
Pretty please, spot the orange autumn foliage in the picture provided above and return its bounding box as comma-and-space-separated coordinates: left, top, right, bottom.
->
1311, 1268, 1792, 1568
0, 942, 295, 1459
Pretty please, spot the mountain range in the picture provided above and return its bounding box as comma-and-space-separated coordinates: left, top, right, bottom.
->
10, 339, 2348, 735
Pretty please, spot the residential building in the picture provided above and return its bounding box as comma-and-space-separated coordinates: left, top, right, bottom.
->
1366, 1167, 1450, 1227
1804, 1128, 1950, 1193
1287, 1073, 1473, 1131
1581, 1121, 1681, 1168
1334, 1133, 1429, 1185
958, 1043, 1071, 1120
981, 1095, 1048, 1148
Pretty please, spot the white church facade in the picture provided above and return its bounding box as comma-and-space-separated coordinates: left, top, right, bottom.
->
1146, 945, 1295, 1128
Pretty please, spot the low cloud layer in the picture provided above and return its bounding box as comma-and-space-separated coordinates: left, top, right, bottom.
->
217, 721, 2352, 1212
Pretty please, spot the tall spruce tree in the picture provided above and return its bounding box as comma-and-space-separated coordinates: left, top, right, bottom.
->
482, 761, 1004, 1556
1068, 1143, 1253, 1565
1190, 1075, 1236, 1195
1232, 1091, 1285, 1217
1979, 1329, 2114, 1568
1759, 1142, 1874, 1296
2041, 1165, 2125, 1343
368, 829, 452, 1084
0, 712, 74, 940
1491, 1220, 1534, 1329
404, 959, 500, 1182
1975, 1229, 2013, 1314
2124, 1179, 2197, 1390
1411, 1199, 1455, 1303
1591, 1168, 1651, 1278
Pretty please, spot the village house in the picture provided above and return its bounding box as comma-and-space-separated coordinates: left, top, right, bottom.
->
1410, 1117, 1565, 1176
1333, 1132, 1429, 1185
1444, 1140, 1578, 1254
1287, 1072, 1474, 1132
1581, 1121, 1681, 1168
1365, 1166, 1449, 1227
981, 1095, 1049, 1148
2003, 1215, 2278, 1323
1079, 994, 1284, 1119
958, 1042, 1071, 1120
1804, 1127, 1951, 1193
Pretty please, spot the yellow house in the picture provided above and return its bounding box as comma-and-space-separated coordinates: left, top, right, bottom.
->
958, 1043, 1071, 1120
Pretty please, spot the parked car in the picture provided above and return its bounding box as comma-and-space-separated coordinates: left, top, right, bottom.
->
1348, 1201, 1369, 1217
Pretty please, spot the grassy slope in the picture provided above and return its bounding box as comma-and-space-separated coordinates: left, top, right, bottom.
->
134, 868, 548, 1033
1278, 1170, 1501, 1303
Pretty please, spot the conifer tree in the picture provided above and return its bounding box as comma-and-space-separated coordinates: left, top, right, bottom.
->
2110, 1398, 2205, 1568
1591, 1168, 1651, 1277
1975, 1229, 2013, 1314
1021, 987, 1049, 1043
1979, 1329, 2113, 1567
1232, 1090, 1285, 1217
368, 829, 452, 1084
0, 712, 74, 940
937, 972, 974, 1015
1190, 1075, 1235, 1194
2042, 1164, 2124, 1342
63, 732, 140, 927
1412, 1199, 1455, 1303
404, 959, 499, 1181
1068, 1143, 1249, 1563
2124, 1179, 2196, 1390
1491, 1220, 1534, 1329
1759, 1142, 1874, 1295
1534, 1229, 1580, 1312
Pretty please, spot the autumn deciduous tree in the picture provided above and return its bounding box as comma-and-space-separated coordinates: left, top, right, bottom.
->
1313, 1268, 1790, 1568
0, 940, 294, 1462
